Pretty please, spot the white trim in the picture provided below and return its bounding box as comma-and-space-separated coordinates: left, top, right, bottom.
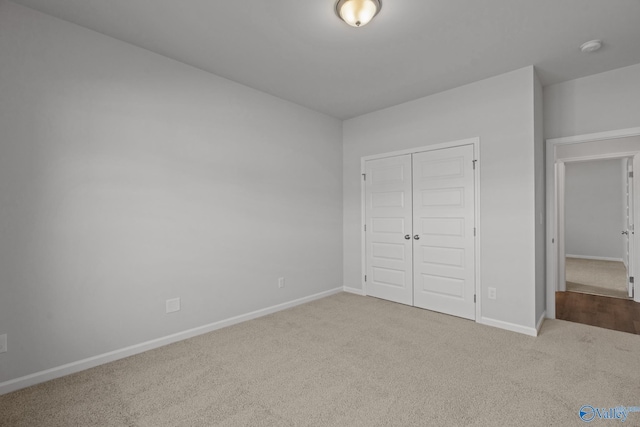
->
546, 140, 558, 318
536, 311, 547, 335
473, 142, 482, 322
361, 137, 480, 162
560, 151, 639, 163
546, 127, 640, 319
0, 287, 343, 396
478, 317, 538, 337
343, 286, 366, 296
360, 158, 367, 293
548, 127, 640, 146
557, 161, 566, 292
566, 255, 624, 263
635, 155, 640, 302
360, 137, 481, 320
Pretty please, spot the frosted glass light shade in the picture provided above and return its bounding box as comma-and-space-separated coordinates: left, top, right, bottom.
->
336, 0, 381, 27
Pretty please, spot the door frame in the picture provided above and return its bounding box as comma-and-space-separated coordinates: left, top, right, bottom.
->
360, 137, 481, 321
546, 127, 640, 318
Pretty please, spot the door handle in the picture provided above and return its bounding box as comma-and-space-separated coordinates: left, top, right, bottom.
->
414, 235, 420, 240
622, 231, 629, 235
404, 235, 411, 240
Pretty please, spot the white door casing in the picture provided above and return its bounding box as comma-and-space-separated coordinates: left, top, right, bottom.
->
633, 154, 640, 302
627, 157, 634, 298
546, 128, 640, 318
364, 155, 414, 305
412, 146, 476, 320
557, 162, 566, 292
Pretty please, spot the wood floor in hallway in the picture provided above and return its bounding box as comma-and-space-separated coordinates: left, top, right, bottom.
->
556, 291, 640, 335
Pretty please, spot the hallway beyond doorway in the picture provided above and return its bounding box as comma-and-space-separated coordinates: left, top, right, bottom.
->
565, 257, 629, 299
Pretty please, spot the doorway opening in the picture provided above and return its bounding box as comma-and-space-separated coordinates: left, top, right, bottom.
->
563, 157, 633, 300
546, 128, 640, 333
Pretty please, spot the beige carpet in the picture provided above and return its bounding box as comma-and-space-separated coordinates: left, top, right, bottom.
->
566, 257, 629, 299
2, 293, 640, 426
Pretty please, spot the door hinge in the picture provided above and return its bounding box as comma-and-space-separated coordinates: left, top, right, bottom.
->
364, 224, 366, 231
474, 294, 476, 303
474, 227, 476, 236
630, 171, 634, 178
362, 173, 366, 181
472, 160, 477, 170
364, 275, 367, 282
630, 276, 634, 284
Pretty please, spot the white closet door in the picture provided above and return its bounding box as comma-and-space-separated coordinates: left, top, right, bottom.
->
412, 145, 476, 320
365, 155, 413, 305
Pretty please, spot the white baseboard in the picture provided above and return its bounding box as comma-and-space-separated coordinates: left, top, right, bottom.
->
0, 287, 343, 396
566, 254, 624, 263
343, 286, 365, 296
536, 311, 547, 335
478, 316, 538, 337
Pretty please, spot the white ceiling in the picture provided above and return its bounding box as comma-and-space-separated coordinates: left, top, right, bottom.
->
9, 0, 640, 119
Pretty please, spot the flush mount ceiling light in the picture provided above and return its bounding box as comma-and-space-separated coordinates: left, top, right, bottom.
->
336, 0, 382, 27
580, 39, 602, 53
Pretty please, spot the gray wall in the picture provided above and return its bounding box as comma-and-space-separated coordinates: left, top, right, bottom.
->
0, 2, 343, 384
564, 159, 625, 260
343, 67, 539, 332
534, 73, 546, 323
544, 63, 640, 139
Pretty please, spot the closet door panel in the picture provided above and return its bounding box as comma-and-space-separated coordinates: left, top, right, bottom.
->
412, 145, 476, 320
365, 155, 413, 305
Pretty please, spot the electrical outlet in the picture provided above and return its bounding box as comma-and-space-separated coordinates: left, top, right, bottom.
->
278, 277, 285, 288
488, 287, 497, 300
166, 298, 180, 313
0, 334, 6, 353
